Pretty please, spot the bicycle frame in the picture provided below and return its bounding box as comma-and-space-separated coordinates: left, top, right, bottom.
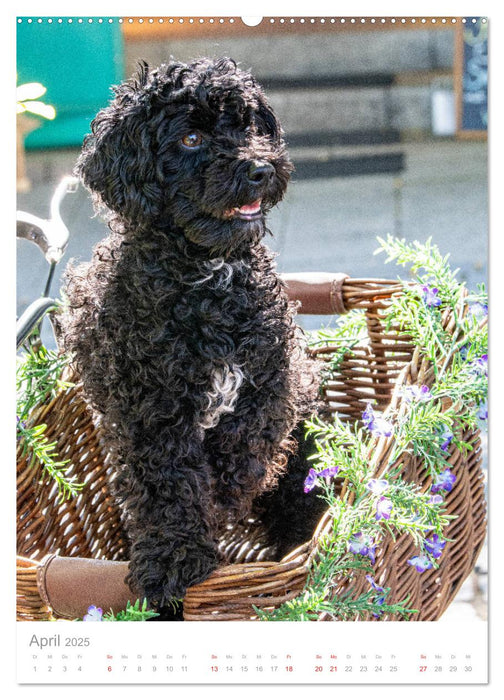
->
16, 176, 78, 349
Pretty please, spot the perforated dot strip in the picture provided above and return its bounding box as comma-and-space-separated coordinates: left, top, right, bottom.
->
16, 17, 488, 25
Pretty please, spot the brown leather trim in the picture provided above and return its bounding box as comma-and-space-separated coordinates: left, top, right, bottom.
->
280, 272, 349, 315
330, 274, 349, 315
36, 555, 137, 620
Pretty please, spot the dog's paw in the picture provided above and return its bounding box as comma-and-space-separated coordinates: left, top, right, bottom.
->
127, 539, 218, 608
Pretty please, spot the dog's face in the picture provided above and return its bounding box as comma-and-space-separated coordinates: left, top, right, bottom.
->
76, 58, 293, 255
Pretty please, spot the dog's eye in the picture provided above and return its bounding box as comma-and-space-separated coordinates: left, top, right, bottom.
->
181, 132, 203, 149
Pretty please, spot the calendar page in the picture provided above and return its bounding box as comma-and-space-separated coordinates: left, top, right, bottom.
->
17, 620, 488, 683
14, 6, 490, 690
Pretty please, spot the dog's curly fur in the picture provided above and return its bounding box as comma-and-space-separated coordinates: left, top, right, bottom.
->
61, 57, 325, 609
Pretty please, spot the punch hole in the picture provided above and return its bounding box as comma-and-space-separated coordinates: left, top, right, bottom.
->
241, 17, 263, 27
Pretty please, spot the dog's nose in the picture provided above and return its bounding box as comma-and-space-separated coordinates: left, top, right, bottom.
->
247, 161, 274, 185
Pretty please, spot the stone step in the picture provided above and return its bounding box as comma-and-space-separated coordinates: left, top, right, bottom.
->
126, 27, 455, 81
260, 72, 396, 90
125, 27, 456, 138
288, 142, 405, 180
267, 79, 447, 136
291, 152, 405, 180
285, 128, 401, 148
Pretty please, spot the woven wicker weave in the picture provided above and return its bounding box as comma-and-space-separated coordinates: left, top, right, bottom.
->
16, 278, 487, 621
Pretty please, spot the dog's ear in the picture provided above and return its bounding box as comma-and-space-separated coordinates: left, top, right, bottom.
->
256, 94, 283, 142
75, 87, 164, 226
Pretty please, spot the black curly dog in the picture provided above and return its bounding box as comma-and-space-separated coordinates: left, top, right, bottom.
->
62, 57, 325, 610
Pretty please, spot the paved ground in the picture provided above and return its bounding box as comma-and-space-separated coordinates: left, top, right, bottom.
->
16, 137, 488, 620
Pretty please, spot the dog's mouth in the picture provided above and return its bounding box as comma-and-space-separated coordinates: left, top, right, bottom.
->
223, 199, 263, 221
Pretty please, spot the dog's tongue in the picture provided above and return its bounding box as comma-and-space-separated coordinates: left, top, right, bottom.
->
237, 200, 261, 215
222, 199, 263, 219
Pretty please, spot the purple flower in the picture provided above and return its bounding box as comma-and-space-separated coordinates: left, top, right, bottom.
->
366, 479, 389, 495
424, 534, 446, 559
407, 555, 433, 573
303, 464, 339, 493
83, 605, 103, 622
366, 575, 387, 618
348, 532, 377, 564
469, 302, 488, 319
422, 285, 442, 308
431, 468, 456, 494
459, 344, 470, 361
319, 465, 340, 479
366, 574, 385, 594
375, 497, 393, 521
470, 354, 488, 377
428, 494, 444, 505
404, 385, 433, 403
303, 468, 318, 493
362, 404, 394, 438
438, 425, 454, 453
372, 601, 386, 618
477, 400, 488, 421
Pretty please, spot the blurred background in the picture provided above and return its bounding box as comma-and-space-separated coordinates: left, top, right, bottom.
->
16, 16, 488, 622
16, 15, 488, 621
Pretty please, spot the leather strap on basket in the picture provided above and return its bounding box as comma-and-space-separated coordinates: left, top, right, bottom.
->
329, 274, 349, 316
280, 272, 349, 315
36, 554, 136, 619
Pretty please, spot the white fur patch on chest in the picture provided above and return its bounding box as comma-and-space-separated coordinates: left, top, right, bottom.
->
199, 364, 244, 430
192, 257, 234, 289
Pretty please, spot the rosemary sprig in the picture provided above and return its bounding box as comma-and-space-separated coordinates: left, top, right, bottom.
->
17, 344, 82, 501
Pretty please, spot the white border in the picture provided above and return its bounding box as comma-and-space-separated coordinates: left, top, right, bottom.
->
5, 3, 501, 697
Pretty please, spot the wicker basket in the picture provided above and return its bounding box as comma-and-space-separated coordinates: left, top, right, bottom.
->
16, 277, 487, 621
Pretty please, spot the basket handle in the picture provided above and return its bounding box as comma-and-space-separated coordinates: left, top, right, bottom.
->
36, 554, 135, 619
282, 273, 405, 314
281, 272, 349, 315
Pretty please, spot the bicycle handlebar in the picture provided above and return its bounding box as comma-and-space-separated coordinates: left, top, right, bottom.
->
16, 297, 58, 349
16, 175, 78, 349
16, 175, 78, 264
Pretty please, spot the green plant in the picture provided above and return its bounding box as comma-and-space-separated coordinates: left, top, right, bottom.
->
257, 236, 487, 621
17, 81, 56, 120
16, 345, 82, 502
81, 599, 159, 622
